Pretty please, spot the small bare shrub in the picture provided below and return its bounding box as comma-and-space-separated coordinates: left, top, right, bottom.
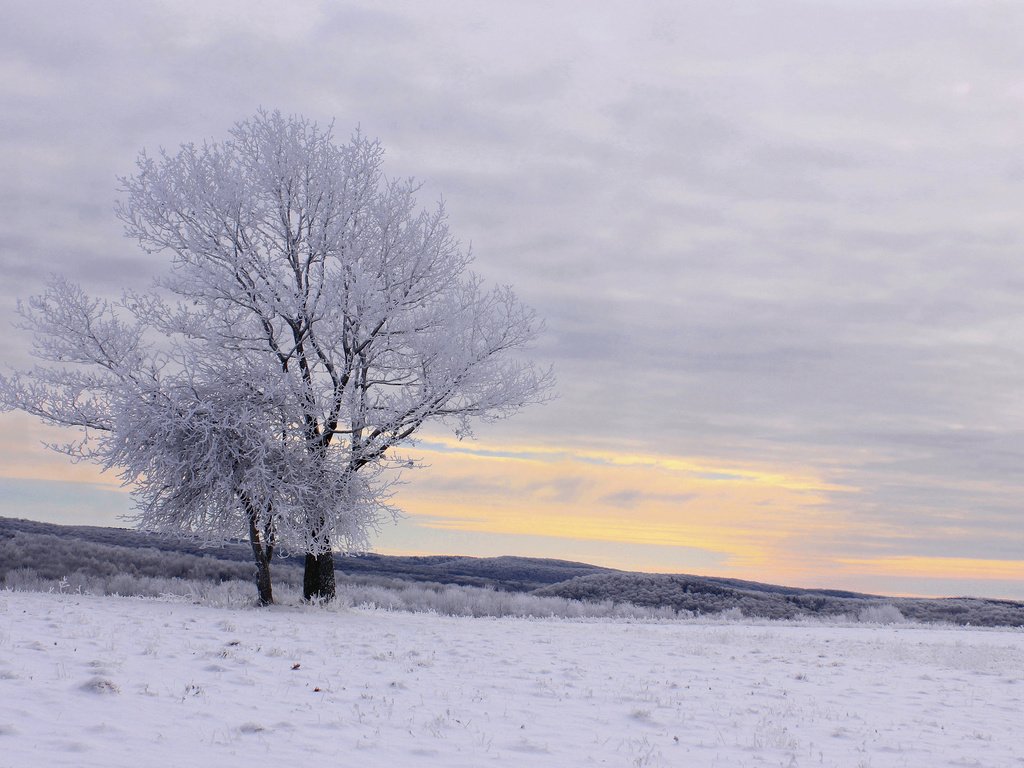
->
857, 603, 906, 625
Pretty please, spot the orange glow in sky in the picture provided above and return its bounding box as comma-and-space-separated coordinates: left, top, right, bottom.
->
377, 434, 857, 585
1, 412, 1022, 599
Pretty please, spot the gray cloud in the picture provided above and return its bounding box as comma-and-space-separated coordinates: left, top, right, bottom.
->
3, 0, 1024, 594
415, 474, 587, 505
597, 490, 698, 509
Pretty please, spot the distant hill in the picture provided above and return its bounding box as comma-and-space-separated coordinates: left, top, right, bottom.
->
535, 572, 1024, 626
2, 516, 1022, 626
0, 516, 610, 591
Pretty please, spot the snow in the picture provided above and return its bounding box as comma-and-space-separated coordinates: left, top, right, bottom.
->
1, 590, 1023, 767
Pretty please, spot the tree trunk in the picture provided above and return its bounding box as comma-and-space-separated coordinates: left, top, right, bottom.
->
245, 503, 274, 606
253, 553, 274, 606
303, 552, 336, 602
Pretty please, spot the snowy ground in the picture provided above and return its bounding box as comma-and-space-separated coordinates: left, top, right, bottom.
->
1, 590, 1022, 768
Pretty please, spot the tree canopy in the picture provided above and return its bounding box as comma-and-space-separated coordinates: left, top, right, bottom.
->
1, 110, 553, 604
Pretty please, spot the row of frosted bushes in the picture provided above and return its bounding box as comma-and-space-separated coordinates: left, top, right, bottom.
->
1, 567, 678, 619
1, 566, 912, 624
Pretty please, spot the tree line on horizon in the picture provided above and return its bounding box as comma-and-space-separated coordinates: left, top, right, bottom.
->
3, 516, 1023, 627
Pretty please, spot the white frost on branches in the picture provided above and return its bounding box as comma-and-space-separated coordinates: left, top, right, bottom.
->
0, 110, 553, 570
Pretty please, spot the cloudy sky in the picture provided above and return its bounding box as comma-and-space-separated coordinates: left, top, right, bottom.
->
3, 0, 1024, 598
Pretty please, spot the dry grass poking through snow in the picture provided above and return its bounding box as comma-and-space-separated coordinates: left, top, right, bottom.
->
1, 568, 921, 625
2, 589, 1023, 767
2, 570, 686, 620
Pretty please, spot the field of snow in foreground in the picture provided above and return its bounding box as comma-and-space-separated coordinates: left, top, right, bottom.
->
1, 591, 1022, 767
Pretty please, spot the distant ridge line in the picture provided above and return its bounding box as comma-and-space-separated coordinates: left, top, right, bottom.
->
1, 516, 1022, 626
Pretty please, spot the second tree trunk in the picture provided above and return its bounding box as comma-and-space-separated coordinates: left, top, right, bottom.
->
303, 552, 336, 602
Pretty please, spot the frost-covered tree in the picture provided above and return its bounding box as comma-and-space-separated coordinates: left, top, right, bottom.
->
0, 110, 552, 604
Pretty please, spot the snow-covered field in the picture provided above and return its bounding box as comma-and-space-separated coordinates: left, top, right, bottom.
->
1, 590, 1022, 768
